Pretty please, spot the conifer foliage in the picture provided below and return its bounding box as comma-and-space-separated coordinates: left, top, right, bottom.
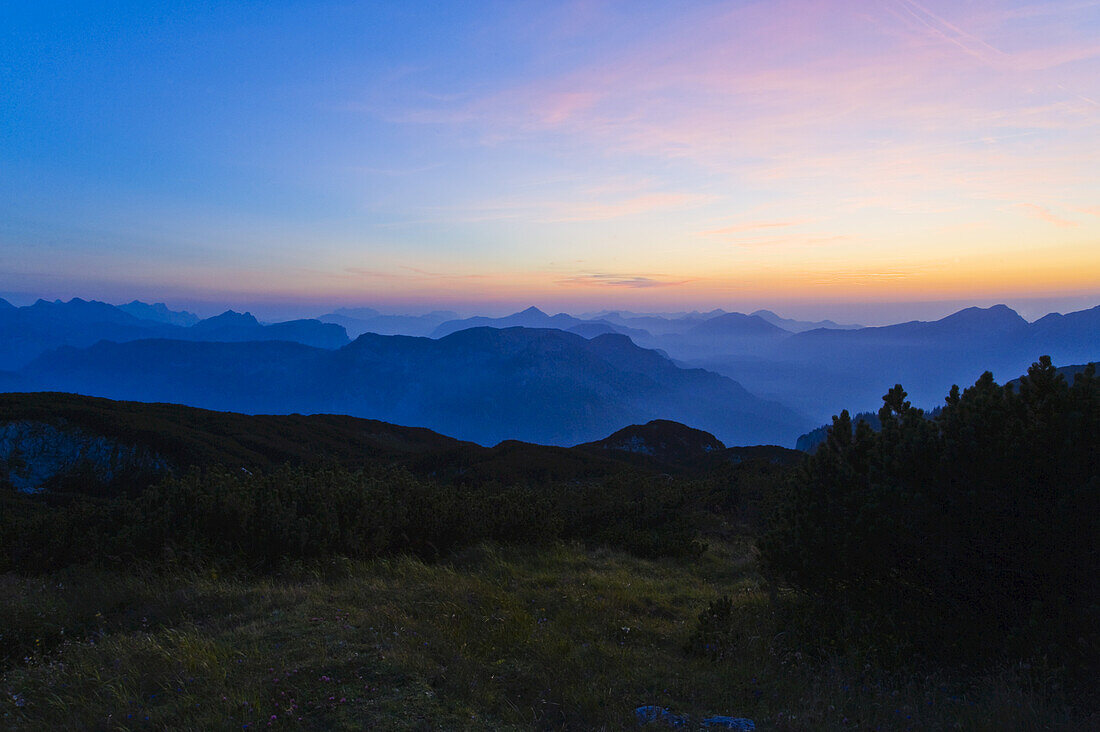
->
761, 357, 1099, 664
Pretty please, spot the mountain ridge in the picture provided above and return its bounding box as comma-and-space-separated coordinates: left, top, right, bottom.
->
16, 326, 811, 447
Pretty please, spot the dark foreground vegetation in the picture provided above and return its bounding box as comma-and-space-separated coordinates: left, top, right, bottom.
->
1, 358, 1097, 729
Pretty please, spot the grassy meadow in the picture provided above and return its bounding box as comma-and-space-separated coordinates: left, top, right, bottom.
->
2, 541, 1089, 730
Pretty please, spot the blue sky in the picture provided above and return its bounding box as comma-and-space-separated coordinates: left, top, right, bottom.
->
2, 1, 1099, 322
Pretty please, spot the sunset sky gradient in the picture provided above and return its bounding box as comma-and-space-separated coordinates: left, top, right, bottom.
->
2, 0, 1099, 321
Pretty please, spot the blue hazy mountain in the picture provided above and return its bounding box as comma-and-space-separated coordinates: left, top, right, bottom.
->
566, 322, 634, 338
750, 309, 861, 332
26, 297, 148, 325
329, 306, 381, 319
0, 299, 349, 369
688, 312, 789, 337
186, 310, 349, 348
636, 312, 791, 359
117, 300, 200, 326
578, 309, 728, 336
431, 306, 650, 339
0, 298, 167, 370
319, 309, 459, 337
1027, 305, 1100, 363
689, 304, 1099, 422
18, 327, 811, 447
431, 306, 584, 337
7, 298, 1097, 440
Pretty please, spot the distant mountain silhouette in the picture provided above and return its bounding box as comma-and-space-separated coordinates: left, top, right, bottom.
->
566, 322, 632, 339
319, 309, 458, 337
190, 309, 261, 330
751, 309, 861, 332
0, 298, 15, 310
678, 304, 1099, 422
0, 299, 349, 369
329, 306, 381, 319
1028, 306, 1100, 364
18, 327, 810, 447
28, 297, 149, 325
431, 306, 583, 337
593, 309, 728, 336
636, 312, 790, 359
0, 298, 167, 370
767, 305, 1038, 409
689, 312, 789, 337
431, 306, 649, 340
186, 310, 349, 348
7, 298, 1097, 440
117, 300, 200, 326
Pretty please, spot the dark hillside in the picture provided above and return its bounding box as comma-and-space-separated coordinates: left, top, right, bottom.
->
578, 419, 803, 472
0, 392, 471, 483
0, 393, 725, 493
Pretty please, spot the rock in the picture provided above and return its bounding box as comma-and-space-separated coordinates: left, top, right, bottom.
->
635, 705, 689, 727
0, 420, 169, 492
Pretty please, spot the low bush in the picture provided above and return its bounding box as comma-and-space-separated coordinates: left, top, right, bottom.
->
2, 465, 717, 572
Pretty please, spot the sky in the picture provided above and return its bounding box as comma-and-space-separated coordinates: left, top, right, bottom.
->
1, 0, 1099, 323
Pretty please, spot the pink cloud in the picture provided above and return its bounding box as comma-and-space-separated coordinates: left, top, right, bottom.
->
1014, 203, 1079, 227
393, 0, 1100, 208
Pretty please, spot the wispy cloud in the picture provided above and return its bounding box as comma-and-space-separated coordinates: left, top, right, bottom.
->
700, 220, 806, 237
806, 269, 922, 286
419, 189, 715, 224
381, 0, 1100, 210
1014, 203, 1079, 227
557, 273, 690, 288
727, 235, 852, 249
342, 267, 488, 281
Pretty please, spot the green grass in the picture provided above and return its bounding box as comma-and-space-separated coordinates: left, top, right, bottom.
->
1, 542, 1092, 730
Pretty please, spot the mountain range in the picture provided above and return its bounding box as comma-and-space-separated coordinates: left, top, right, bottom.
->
0, 298, 349, 370
10, 327, 809, 447
3, 296, 1097, 446
750, 309, 861, 333
430, 306, 650, 339
318, 307, 459, 337
663, 304, 1100, 421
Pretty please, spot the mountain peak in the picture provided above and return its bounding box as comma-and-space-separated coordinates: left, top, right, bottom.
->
937, 304, 1026, 331
197, 310, 261, 328
690, 312, 789, 336
118, 300, 200, 326
331, 306, 381, 320
516, 306, 547, 317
